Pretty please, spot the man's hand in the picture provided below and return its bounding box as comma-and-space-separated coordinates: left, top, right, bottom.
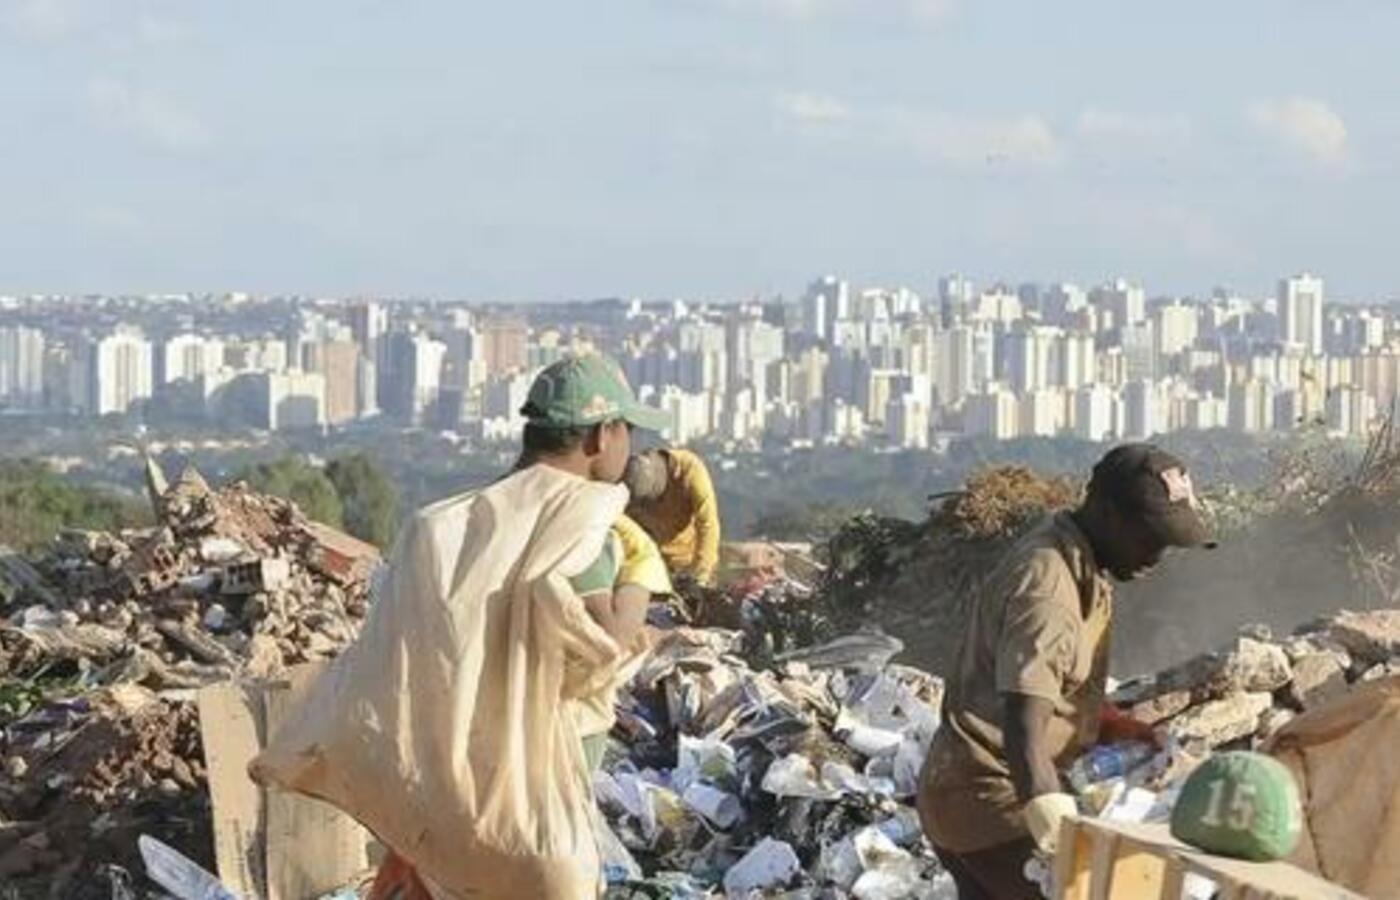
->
1024, 792, 1079, 855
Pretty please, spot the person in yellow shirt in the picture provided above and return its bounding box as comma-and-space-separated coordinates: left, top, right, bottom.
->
622, 448, 721, 587
569, 514, 673, 770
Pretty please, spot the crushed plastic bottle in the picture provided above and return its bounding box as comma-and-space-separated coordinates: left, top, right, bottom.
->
1067, 741, 1156, 793
138, 835, 240, 900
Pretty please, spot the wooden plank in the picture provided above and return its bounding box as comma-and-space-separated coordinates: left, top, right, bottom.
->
197, 680, 266, 898
1159, 857, 1186, 900
1088, 829, 1118, 900
1078, 820, 1365, 900
1055, 820, 1097, 900
1106, 838, 1170, 900
263, 663, 371, 900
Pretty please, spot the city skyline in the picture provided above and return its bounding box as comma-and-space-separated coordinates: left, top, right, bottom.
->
3, 2, 1400, 299
1, 270, 1394, 452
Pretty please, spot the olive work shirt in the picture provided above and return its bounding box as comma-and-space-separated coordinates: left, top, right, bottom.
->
918, 511, 1114, 853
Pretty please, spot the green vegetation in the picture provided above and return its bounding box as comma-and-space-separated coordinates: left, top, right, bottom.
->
236, 456, 345, 528
0, 460, 150, 552
237, 452, 404, 549
327, 452, 402, 548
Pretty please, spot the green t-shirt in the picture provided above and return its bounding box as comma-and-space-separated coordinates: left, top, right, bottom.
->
568, 532, 621, 596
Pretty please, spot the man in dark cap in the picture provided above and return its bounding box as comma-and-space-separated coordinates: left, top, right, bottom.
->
917, 444, 1214, 900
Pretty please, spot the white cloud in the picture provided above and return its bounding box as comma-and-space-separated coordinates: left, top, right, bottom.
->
88, 77, 210, 152
775, 92, 850, 124
1247, 97, 1350, 168
893, 110, 1062, 169
7, 1, 191, 47
707, 0, 955, 25
6, 0, 82, 41
1075, 108, 1192, 147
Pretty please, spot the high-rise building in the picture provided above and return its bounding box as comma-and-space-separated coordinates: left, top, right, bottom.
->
0, 325, 45, 409
801, 276, 850, 343
384, 332, 447, 424
938, 273, 976, 326
656, 385, 713, 445
1153, 302, 1199, 359
1123, 379, 1163, 439
1326, 385, 1378, 438
1119, 322, 1157, 382
1228, 378, 1277, 432
218, 370, 326, 431
1020, 388, 1067, 437
1278, 273, 1325, 355
1058, 333, 1096, 390
1042, 284, 1087, 326
348, 301, 388, 362
1184, 395, 1228, 431
969, 287, 1022, 325
160, 334, 226, 384
479, 318, 529, 376
886, 392, 931, 448
964, 386, 1019, 439
77, 328, 154, 416
1091, 279, 1146, 331
1074, 384, 1117, 441
1004, 326, 1061, 393
320, 340, 362, 425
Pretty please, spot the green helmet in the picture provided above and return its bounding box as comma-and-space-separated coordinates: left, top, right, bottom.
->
1170, 751, 1303, 861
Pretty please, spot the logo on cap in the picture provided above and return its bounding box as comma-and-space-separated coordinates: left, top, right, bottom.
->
580, 394, 618, 419
1161, 467, 1198, 508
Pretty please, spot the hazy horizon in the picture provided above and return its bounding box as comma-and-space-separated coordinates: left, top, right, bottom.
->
3, 1, 1398, 302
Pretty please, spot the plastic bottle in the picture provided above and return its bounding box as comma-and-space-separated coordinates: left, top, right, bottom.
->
1067, 741, 1156, 793
138, 835, 240, 900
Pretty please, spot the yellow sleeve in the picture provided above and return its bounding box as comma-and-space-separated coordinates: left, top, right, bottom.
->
612, 515, 673, 596
675, 451, 720, 585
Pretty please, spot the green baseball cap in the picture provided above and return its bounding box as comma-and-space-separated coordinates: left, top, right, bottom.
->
520, 353, 670, 432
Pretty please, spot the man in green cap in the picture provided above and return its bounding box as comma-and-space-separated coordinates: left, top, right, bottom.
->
296, 351, 675, 900
918, 443, 1214, 900
511, 353, 674, 772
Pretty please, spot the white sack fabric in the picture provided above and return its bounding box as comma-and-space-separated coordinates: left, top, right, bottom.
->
250, 465, 630, 899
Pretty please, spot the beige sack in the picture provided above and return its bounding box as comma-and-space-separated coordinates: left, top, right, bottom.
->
250, 466, 629, 900
1262, 674, 1400, 898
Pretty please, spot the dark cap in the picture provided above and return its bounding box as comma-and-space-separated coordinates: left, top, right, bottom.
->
1088, 443, 1215, 549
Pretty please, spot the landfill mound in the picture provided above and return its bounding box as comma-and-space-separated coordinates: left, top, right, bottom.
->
0, 459, 379, 898
728, 465, 1081, 674
764, 429, 1400, 678
1, 446, 1397, 898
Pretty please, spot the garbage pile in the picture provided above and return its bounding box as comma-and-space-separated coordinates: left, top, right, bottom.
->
594, 626, 957, 899
0, 460, 379, 899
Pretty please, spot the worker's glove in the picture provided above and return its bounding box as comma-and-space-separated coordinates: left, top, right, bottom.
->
1024, 792, 1079, 856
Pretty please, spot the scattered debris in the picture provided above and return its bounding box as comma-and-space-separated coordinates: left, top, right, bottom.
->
0, 459, 379, 897
2, 456, 1392, 899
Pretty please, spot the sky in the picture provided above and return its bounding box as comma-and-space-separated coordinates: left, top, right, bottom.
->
2, 0, 1399, 302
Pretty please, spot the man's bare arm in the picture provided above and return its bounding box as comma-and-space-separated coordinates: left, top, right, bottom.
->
581, 584, 650, 649
1004, 693, 1062, 802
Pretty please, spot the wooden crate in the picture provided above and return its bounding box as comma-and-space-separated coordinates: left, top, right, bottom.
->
1052, 817, 1365, 900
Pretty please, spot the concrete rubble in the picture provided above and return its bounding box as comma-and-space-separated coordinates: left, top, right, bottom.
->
0, 460, 379, 899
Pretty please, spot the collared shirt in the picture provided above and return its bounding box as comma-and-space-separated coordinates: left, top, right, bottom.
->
625, 448, 721, 586
918, 511, 1114, 853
